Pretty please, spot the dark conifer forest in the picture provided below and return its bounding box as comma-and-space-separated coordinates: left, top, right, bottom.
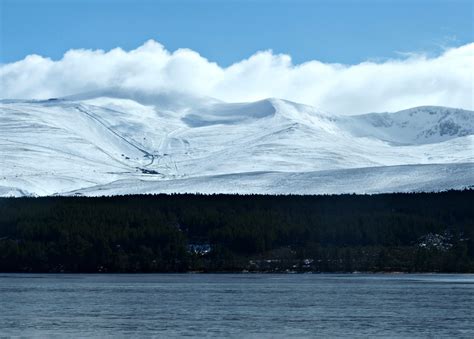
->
0, 190, 473, 273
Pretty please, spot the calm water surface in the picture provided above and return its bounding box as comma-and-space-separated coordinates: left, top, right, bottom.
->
0, 274, 473, 337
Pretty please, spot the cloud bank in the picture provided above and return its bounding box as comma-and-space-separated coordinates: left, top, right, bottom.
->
1, 40, 472, 114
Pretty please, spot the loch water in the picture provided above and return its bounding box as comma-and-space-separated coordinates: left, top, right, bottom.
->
1, 273, 473, 337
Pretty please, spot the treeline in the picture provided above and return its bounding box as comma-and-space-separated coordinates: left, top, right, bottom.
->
0, 190, 473, 273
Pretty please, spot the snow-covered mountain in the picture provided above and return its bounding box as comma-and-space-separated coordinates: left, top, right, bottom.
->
0, 90, 472, 196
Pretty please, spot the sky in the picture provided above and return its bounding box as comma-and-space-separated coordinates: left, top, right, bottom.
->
1, 0, 472, 65
0, 0, 473, 114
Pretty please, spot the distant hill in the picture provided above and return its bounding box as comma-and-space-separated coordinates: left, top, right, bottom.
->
0, 89, 472, 196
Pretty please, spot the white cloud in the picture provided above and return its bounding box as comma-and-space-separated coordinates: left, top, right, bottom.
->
1, 40, 472, 114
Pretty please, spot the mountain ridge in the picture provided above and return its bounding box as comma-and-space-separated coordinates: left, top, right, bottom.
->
0, 91, 472, 196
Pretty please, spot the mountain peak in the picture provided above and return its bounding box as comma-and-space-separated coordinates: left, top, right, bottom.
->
61, 88, 221, 112
1, 95, 472, 196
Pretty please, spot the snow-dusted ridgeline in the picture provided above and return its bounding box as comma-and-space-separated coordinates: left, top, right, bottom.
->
0, 90, 472, 196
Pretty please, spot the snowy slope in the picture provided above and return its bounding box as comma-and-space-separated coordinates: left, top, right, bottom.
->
0, 90, 472, 196
338, 106, 474, 145
65, 163, 474, 196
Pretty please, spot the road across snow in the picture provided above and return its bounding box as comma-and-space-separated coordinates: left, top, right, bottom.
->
65, 163, 474, 196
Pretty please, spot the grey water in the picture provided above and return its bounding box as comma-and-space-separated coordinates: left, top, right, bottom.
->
0, 274, 473, 338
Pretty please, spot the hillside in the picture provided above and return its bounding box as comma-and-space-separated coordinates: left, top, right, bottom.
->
0, 90, 472, 196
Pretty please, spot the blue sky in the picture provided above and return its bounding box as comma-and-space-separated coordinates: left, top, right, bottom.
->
1, 0, 472, 66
